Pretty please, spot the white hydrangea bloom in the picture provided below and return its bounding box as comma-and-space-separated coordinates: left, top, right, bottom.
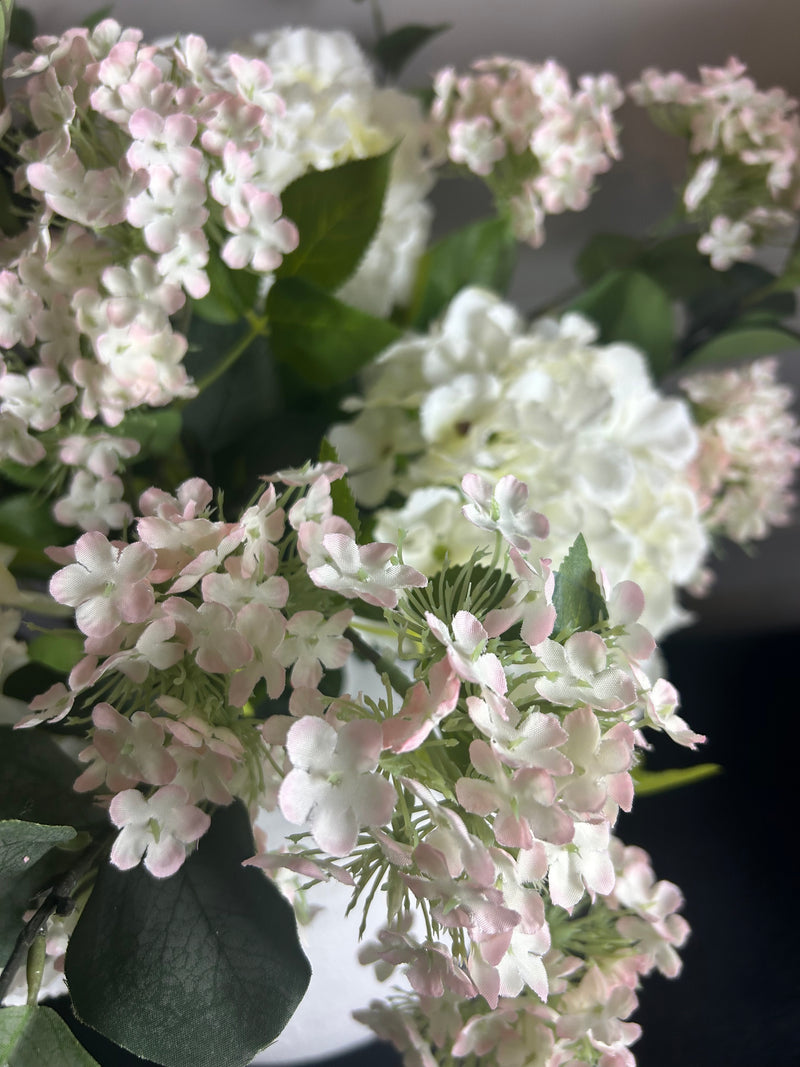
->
333, 287, 709, 636
237, 28, 433, 316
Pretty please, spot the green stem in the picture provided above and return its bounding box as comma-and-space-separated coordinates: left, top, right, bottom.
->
346, 627, 413, 699
192, 315, 268, 396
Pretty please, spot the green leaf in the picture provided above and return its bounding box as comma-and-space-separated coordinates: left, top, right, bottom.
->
637, 233, 715, 301
8, 5, 35, 49
682, 326, 800, 369
408, 216, 517, 329
192, 249, 260, 325
569, 269, 675, 378
0, 820, 76, 876
319, 438, 360, 537
0, 0, 14, 105
372, 23, 450, 77
276, 151, 394, 292
632, 762, 722, 795
27, 630, 84, 674
575, 233, 642, 285
79, 5, 114, 31
109, 407, 182, 458
0, 494, 69, 551
66, 801, 310, 1067
267, 277, 403, 388
0, 727, 105, 831
552, 534, 607, 636
771, 241, 800, 293
0, 1006, 100, 1066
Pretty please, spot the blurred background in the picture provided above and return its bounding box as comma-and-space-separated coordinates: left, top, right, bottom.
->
19, 1, 800, 1064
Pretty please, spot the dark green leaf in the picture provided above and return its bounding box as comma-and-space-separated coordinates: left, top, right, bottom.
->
79, 5, 113, 31
770, 241, 800, 293
27, 631, 84, 674
0, 0, 14, 108
637, 233, 715, 300
0, 820, 76, 876
569, 269, 675, 378
267, 277, 403, 387
0, 727, 105, 831
319, 438, 360, 537
0, 1006, 100, 1066
575, 233, 642, 285
192, 250, 260, 325
276, 151, 394, 291
407, 216, 517, 329
552, 534, 607, 636
0, 494, 69, 551
8, 5, 35, 49
373, 23, 450, 77
66, 801, 310, 1067
682, 326, 800, 369
686, 261, 777, 331
632, 762, 722, 795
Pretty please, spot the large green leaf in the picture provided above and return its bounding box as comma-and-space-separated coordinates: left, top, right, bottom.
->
0, 820, 76, 876
192, 249, 260, 325
682, 326, 800, 370
372, 23, 450, 77
276, 151, 394, 291
575, 233, 642, 285
0, 1006, 100, 1067
552, 534, 607, 637
569, 269, 675, 378
66, 801, 311, 1067
407, 216, 517, 329
637, 233, 716, 301
267, 277, 403, 387
27, 630, 84, 674
632, 762, 722, 795
0, 494, 70, 551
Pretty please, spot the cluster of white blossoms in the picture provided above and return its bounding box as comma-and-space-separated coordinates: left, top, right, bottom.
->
629, 58, 800, 269
680, 357, 800, 545
21, 463, 700, 1064
0, 21, 431, 524
331, 287, 709, 638
428, 57, 623, 247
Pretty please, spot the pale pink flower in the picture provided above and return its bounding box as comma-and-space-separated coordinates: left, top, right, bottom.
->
383, 658, 461, 753
163, 598, 252, 674
109, 784, 210, 878
534, 632, 636, 712
558, 706, 635, 813
54, 471, 132, 533
276, 609, 353, 689
279, 716, 396, 856
49, 531, 156, 638
74, 702, 176, 793
0, 271, 43, 348
310, 532, 427, 609
698, 215, 755, 269
545, 821, 616, 911
461, 473, 549, 552
0, 367, 75, 431
425, 610, 507, 694
228, 602, 286, 706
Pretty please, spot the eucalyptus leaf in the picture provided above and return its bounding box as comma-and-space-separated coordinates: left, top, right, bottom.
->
319, 438, 361, 537
0, 1006, 100, 1067
569, 269, 675, 378
276, 151, 394, 291
632, 762, 722, 795
267, 277, 403, 387
552, 534, 607, 636
27, 630, 84, 674
373, 23, 450, 77
408, 216, 517, 329
682, 326, 800, 369
66, 801, 311, 1067
575, 233, 642, 284
0, 820, 76, 876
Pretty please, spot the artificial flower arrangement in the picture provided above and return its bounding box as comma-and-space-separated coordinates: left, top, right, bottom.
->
0, 1, 798, 1065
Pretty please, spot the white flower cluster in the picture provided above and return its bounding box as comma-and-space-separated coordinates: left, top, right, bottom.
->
331, 287, 709, 637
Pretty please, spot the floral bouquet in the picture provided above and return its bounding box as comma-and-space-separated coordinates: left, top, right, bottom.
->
0, 2, 798, 1065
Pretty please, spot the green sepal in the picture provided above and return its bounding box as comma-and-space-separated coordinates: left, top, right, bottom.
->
65, 801, 311, 1067
406, 216, 517, 329
0, 820, 77, 876
632, 762, 722, 795
552, 534, 607, 637
0, 1006, 100, 1067
276, 150, 395, 291
267, 277, 403, 387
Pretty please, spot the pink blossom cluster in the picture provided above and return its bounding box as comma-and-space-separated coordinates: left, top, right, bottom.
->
428, 57, 623, 246
629, 58, 800, 269
26, 464, 426, 877
0, 19, 297, 470
245, 471, 701, 1065
680, 357, 800, 545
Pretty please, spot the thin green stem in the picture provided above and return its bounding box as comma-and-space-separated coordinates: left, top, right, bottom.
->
346, 627, 413, 699
192, 315, 268, 396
